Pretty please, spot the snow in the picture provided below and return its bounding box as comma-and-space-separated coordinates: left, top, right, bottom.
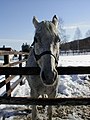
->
59, 54, 90, 66
0, 54, 90, 120
57, 54, 90, 98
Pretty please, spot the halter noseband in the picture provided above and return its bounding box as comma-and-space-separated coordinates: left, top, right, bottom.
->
33, 50, 58, 64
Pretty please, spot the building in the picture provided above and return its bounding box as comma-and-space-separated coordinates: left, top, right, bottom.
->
0, 45, 13, 61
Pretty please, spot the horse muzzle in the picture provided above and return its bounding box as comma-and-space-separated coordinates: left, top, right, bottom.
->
41, 69, 58, 85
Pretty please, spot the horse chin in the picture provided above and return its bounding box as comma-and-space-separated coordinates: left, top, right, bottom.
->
41, 78, 57, 87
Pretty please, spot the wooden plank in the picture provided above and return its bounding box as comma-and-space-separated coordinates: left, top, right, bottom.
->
3, 77, 23, 96
7, 78, 22, 96
0, 75, 16, 88
0, 97, 90, 105
3, 59, 27, 67
3, 55, 10, 96
0, 50, 29, 55
57, 67, 90, 75
0, 67, 40, 75
19, 54, 22, 79
0, 67, 90, 75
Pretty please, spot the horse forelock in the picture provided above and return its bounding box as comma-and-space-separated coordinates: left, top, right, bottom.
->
35, 20, 57, 35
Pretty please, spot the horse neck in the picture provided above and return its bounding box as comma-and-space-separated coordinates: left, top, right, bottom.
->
26, 47, 38, 67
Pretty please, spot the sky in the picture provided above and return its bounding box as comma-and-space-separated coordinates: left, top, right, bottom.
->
0, 0, 90, 50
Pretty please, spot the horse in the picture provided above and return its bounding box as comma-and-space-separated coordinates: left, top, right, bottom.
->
26, 15, 60, 120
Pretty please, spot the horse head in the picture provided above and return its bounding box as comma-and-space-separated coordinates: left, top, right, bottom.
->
32, 15, 60, 86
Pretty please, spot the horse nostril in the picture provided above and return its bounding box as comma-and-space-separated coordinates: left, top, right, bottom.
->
41, 70, 57, 85
41, 71, 46, 81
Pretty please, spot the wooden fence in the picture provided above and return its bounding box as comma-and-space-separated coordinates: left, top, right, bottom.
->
0, 50, 90, 106
60, 50, 90, 56
0, 50, 28, 97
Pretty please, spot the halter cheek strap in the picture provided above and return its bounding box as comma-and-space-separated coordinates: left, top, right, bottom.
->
33, 50, 58, 64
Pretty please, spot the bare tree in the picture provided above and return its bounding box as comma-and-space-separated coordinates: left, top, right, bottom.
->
74, 27, 82, 40
85, 29, 90, 38
58, 17, 69, 43
73, 27, 82, 51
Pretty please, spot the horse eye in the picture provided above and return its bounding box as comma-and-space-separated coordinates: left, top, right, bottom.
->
34, 37, 38, 43
55, 36, 60, 42
31, 37, 38, 46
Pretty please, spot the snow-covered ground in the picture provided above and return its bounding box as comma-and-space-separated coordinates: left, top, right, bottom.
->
0, 54, 90, 120
58, 54, 90, 97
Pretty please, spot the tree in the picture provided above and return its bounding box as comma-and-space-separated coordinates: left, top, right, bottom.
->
85, 29, 90, 38
58, 17, 70, 43
73, 27, 82, 51
74, 27, 82, 40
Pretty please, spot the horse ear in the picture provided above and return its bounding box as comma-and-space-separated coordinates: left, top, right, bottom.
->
33, 16, 39, 28
52, 15, 58, 28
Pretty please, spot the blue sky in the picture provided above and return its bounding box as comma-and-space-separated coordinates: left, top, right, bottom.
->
0, 0, 90, 50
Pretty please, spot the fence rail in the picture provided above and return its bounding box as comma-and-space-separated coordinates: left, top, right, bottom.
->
60, 50, 90, 55
0, 50, 29, 55
0, 97, 90, 105
0, 66, 90, 75
3, 59, 27, 67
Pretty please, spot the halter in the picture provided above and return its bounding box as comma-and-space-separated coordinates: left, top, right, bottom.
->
33, 50, 58, 64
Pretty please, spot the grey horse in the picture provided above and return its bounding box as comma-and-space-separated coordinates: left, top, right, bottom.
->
26, 15, 60, 120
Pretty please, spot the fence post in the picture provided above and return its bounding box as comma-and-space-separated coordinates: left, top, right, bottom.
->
19, 54, 22, 85
4, 54, 11, 97
19, 54, 25, 85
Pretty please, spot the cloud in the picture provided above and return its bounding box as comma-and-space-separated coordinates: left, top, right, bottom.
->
64, 22, 90, 30
64, 25, 77, 30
